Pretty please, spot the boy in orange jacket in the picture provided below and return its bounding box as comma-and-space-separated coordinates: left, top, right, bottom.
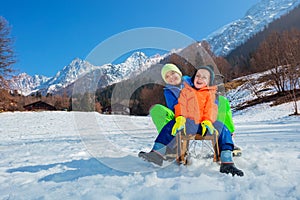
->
139, 65, 244, 176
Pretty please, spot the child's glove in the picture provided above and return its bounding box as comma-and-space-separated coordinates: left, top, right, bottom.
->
171, 116, 186, 136
201, 120, 218, 136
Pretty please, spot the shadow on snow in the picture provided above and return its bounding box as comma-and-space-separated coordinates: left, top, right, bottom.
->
6, 158, 129, 183
6, 155, 218, 183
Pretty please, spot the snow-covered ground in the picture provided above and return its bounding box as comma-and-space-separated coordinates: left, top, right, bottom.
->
0, 101, 299, 199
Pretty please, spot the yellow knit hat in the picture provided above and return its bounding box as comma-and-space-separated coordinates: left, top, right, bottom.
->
161, 63, 182, 83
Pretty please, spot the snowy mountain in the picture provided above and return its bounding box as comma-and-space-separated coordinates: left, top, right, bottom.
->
40, 58, 102, 95
9, 52, 163, 96
9, 73, 51, 96
10, 0, 300, 96
98, 52, 160, 85
205, 0, 300, 56
9, 58, 101, 96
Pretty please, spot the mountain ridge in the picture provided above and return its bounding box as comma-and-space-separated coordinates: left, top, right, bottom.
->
205, 0, 300, 56
9, 52, 163, 96
9, 0, 300, 96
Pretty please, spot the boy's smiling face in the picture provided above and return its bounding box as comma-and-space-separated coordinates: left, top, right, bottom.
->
193, 69, 210, 89
165, 70, 182, 85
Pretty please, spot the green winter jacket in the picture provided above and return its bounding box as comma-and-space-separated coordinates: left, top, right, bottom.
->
217, 95, 235, 133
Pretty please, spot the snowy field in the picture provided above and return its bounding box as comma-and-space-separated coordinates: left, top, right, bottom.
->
0, 102, 299, 200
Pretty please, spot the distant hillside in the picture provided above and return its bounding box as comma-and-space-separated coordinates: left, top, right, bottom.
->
94, 42, 228, 115
225, 67, 300, 112
225, 5, 300, 71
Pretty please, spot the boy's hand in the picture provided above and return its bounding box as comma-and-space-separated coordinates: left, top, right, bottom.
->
201, 120, 218, 136
171, 116, 186, 136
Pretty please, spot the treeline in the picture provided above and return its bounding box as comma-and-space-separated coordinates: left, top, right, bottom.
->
0, 89, 71, 112
95, 64, 165, 115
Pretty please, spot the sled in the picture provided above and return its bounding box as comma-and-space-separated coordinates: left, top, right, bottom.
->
176, 129, 220, 165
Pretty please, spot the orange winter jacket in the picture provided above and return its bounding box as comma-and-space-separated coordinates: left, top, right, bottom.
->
174, 83, 218, 124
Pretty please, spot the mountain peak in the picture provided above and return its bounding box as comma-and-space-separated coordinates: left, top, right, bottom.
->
126, 52, 146, 60
44, 58, 99, 94
205, 0, 300, 56
9, 73, 51, 95
69, 57, 85, 65
124, 52, 147, 67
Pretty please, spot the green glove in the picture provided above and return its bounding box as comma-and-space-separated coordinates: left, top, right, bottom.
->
171, 116, 186, 136
201, 120, 219, 136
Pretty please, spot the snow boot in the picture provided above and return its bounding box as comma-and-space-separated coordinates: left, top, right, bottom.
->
138, 150, 164, 166
220, 163, 244, 176
233, 145, 242, 157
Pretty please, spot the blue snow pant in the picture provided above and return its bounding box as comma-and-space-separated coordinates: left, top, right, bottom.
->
154, 118, 234, 152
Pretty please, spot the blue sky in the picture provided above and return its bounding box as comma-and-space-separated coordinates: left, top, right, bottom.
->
1, 0, 260, 77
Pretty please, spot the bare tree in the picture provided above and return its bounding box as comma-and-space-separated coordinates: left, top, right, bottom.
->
251, 29, 300, 115
281, 29, 300, 115
0, 16, 15, 89
252, 31, 288, 93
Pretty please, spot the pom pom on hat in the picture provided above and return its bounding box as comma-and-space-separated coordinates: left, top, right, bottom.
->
161, 63, 182, 83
